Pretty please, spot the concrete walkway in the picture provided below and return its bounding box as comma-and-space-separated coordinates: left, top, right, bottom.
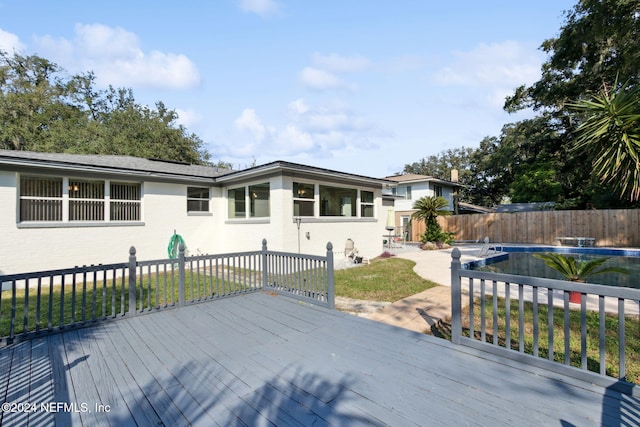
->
363, 244, 485, 333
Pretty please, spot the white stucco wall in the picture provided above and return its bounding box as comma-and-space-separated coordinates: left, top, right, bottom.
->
0, 171, 218, 274
1, 170, 390, 275
213, 175, 389, 260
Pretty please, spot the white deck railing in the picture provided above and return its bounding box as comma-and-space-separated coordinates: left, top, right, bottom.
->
0, 239, 335, 346
450, 247, 640, 396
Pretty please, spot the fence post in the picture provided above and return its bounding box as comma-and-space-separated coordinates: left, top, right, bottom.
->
451, 247, 462, 344
178, 243, 186, 306
262, 239, 268, 289
326, 242, 335, 309
128, 246, 137, 316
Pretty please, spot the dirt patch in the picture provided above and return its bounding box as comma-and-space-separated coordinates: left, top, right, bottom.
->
335, 296, 391, 316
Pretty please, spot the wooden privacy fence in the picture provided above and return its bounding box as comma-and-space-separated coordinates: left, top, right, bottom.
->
430, 209, 640, 247
0, 239, 335, 346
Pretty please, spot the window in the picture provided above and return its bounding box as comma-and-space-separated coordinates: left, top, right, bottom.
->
320, 185, 357, 217
111, 183, 141, 221
19, 176, 141, 223
228, 187, 246, 218
20, 176, 63, 221
249, 183, 270, 217
293, 182, 315, 216
187, 187, 210, 212
360, 190, 374, 217
393, 185, 412, 200
69, 179, 104, 221
228, 183, 270, 219
434, 185, 443, 197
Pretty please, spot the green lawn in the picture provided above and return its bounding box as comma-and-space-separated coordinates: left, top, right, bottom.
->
334, 257, 438, 302
431, 296, 640, 385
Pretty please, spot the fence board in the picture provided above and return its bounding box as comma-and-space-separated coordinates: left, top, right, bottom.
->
433, 209, 640, 247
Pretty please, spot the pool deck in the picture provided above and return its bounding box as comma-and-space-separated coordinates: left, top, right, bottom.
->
1, 291, 638, 426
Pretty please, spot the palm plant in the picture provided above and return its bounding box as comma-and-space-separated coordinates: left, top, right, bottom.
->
569, 81, 640, 201
411, 196, 452, 244
533, 252, 629, 282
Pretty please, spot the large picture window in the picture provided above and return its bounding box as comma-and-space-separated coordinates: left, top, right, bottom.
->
294, 182, 376, 218
320, 185, 357, 217
228, 183, 270, 219
19, 176, 141, 223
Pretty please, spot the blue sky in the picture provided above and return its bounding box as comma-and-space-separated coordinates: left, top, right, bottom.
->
0, 0, 576, 177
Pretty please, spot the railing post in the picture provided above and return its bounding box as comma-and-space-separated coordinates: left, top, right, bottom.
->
128, 246, 137, 316
262, 239, 268, 289
178, 243, 186, 306
326, 242, 335, 309
451, 247, 462, 344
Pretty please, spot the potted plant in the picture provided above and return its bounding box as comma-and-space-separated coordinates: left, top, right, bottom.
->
533, 252, 629, 303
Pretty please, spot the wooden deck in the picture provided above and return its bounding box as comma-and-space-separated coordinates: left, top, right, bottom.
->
1, 292, 638, 426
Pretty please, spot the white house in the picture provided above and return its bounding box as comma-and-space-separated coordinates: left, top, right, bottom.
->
0, 150, 396, 274
384, 173, 460, 241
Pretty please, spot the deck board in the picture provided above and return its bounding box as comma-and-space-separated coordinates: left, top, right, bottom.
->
1, 291, 638, 426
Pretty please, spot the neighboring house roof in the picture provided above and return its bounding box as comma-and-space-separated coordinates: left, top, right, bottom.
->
458, 202, 496, 214
384, 173, 461, 187
495, 202, 556, 213
0, 150, 395, 188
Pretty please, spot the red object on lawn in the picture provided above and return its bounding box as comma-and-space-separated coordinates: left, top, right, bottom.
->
569, 291, 582, 304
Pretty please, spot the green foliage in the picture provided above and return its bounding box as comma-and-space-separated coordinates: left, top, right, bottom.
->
421, 221, 454, 245
533, 252, 629, 282
411, 196, 451, 224
509, 162, 563, 203
0, 51, 215, 165
569, 82, 640, 201
411, 196, 453, 244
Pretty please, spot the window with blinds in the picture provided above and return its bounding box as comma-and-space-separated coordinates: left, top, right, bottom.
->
110, 182, 141, 221
69, 180, 105, 221
18, 176, 141, 223
20, 177, 63, 221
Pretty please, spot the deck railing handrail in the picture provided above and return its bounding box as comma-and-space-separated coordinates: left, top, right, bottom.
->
450, 247, 640, 396
0, 239, 334, 346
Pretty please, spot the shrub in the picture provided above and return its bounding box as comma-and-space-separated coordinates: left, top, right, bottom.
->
420, 222, 454, 245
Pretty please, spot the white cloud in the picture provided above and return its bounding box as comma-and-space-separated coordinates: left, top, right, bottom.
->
433, 41, 542, 87
299, 67, 350, 90
174, 108, 202, 129
235, 108, 267, 142
432, 40, 543, 110
299, 53, 372, 91
311, 52, 371, 73
0, 28, 24, 52
274, 125, 314, 154
238, 0, 280, 17
33, 23, 200, 90
221, 100, 390, 161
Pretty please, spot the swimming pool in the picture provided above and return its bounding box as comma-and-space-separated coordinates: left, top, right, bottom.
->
466, 246, 640, 289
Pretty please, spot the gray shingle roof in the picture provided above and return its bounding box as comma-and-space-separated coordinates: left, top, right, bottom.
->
0, 150, 230, 179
